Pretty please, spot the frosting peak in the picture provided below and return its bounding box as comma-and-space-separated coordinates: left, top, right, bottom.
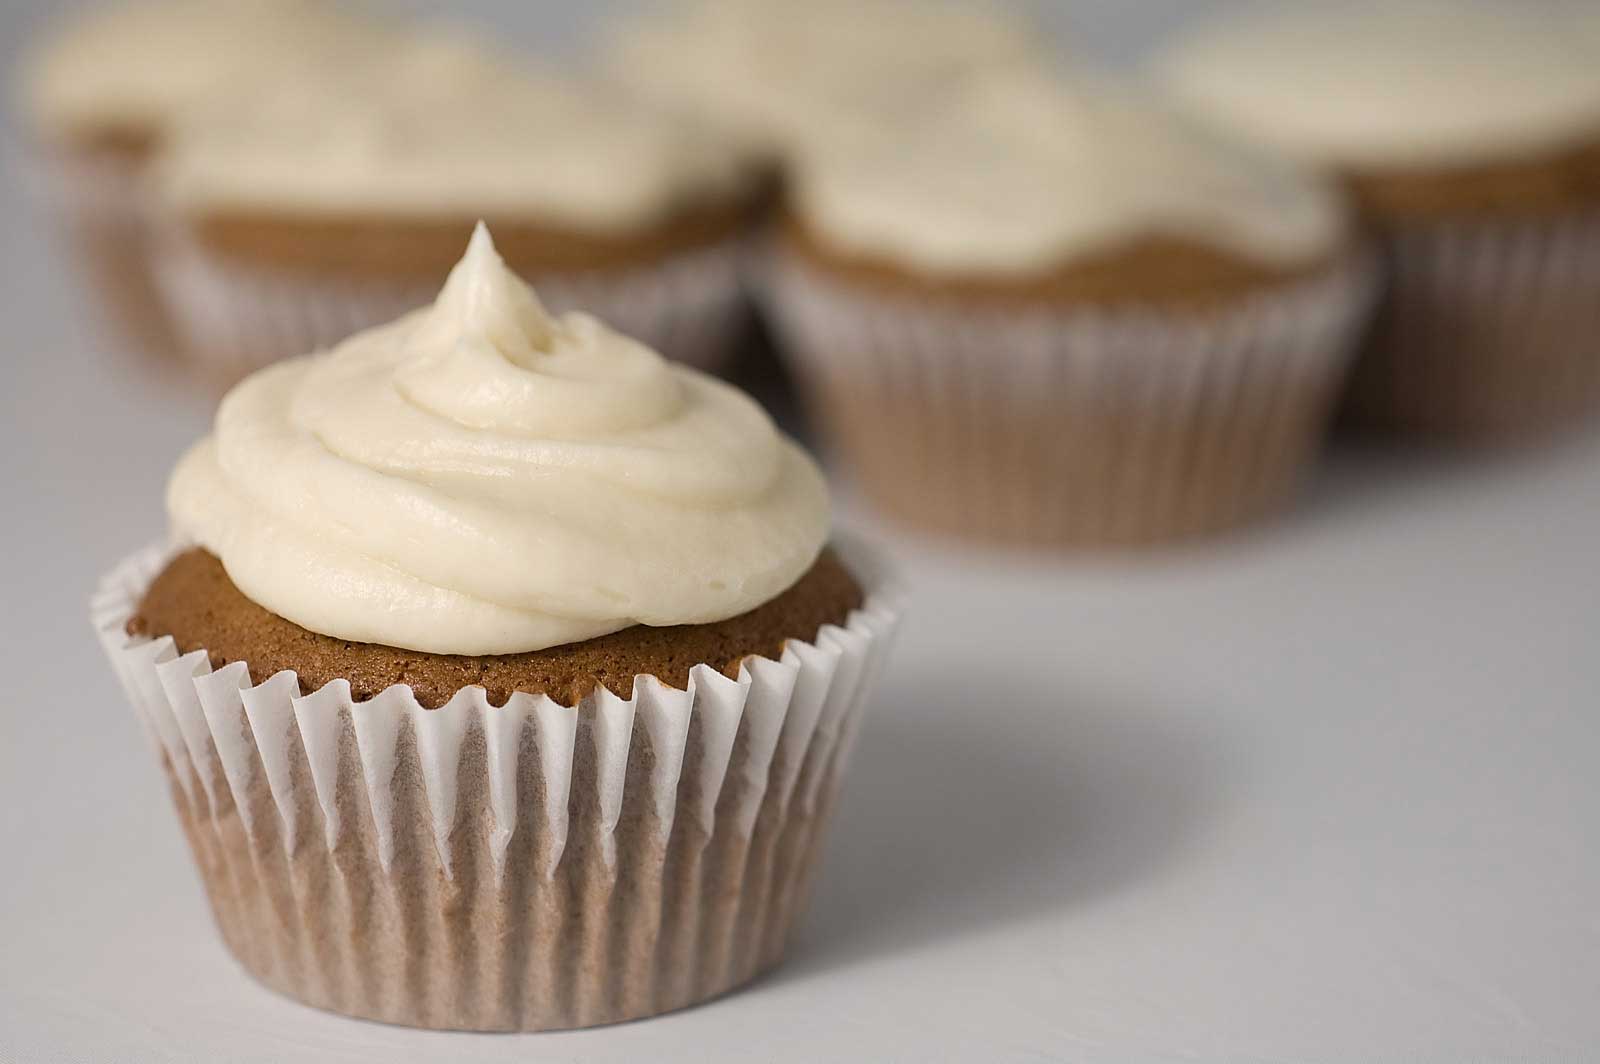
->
421, 223, 557, 361
169, 225, 830, 655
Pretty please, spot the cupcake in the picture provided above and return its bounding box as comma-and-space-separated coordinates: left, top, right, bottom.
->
600, 0, 1044, 165
90, 224, 901, 1030
149, 31, 763, 390
17, 0, 374, 359
763, 69, 1374, 547
1151, 1, 1600, 441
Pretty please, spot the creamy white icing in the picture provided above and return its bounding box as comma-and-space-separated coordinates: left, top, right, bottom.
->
790, 67, 1344, 277
22, 0, 382, 142
602, 0, 1044, 158
168, 225, 830, 655
1150, 1, 1600, 170
152, 29, 754, 229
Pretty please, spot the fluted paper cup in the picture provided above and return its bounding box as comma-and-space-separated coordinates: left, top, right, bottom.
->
1345, 210, 1600, 441
30, 147, 178, 360
763, 252, 1378, 547
151, 220, 754, 391
90, 540, 901, 1031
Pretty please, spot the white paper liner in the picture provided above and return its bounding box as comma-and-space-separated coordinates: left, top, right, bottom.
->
762, 250, 1379, 546
90, 539, 900, 1031
151, 219, 753, 390
29, 147, 178, 359
1346, 210, 1600, 439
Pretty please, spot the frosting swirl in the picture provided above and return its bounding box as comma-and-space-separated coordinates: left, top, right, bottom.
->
602, 0, 1043, 158
790, 68, 1344, 276
1150, 1, 1600, 170
155, 30, 754, 229
23, 0, 381, 142
168, 225, 830, 654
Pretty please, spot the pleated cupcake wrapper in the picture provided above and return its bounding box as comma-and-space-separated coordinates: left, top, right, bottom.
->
150, 219, 753, 391
763, 252, 1378, 546
1346, 209, 1600, 440
29, 147, 179, 360
90, 540, 902, 1031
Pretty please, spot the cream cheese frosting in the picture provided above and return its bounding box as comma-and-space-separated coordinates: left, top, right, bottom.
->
602, 0, 1044, 158
789, 68, 1344, 277
167, 224, 830, 655
153, 30, 754, 230
1150, 1, 1600, 171
21, 0, 381, 143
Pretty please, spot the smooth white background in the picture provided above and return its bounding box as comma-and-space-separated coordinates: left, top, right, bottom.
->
2, 3, 1598, 1061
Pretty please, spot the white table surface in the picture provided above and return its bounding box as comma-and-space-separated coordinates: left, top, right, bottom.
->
4, 20, 1600, 1064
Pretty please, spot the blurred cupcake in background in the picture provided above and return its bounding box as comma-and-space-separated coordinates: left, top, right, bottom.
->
600, 0, 1045, 170
17, 0, 377, 360
149, 29, 763, 389
1152, 1, 1600, 442
765, 69, 1375, 547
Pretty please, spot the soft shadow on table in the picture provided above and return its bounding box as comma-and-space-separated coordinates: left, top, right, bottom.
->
771, 672, 1236, 984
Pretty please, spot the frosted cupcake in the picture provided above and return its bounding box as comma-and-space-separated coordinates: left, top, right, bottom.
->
765, 70, 1374, 546
1152, 1, 1600, 440
17, 0, 374, 359
149, 31, 762, 389
91, 224, 900, 1031
600, 0, 1043, 165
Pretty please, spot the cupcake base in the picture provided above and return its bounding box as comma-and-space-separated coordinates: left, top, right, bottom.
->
765, 252, 1377, 547
92, 542, 900, 1031
1344, 211, 1600, 441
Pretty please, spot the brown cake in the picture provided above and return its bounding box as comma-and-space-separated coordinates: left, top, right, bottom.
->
130, 547, 863, 710
1342, 135, 1600, 218
784, 213, 1343, 306
183, 202, 754, 279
